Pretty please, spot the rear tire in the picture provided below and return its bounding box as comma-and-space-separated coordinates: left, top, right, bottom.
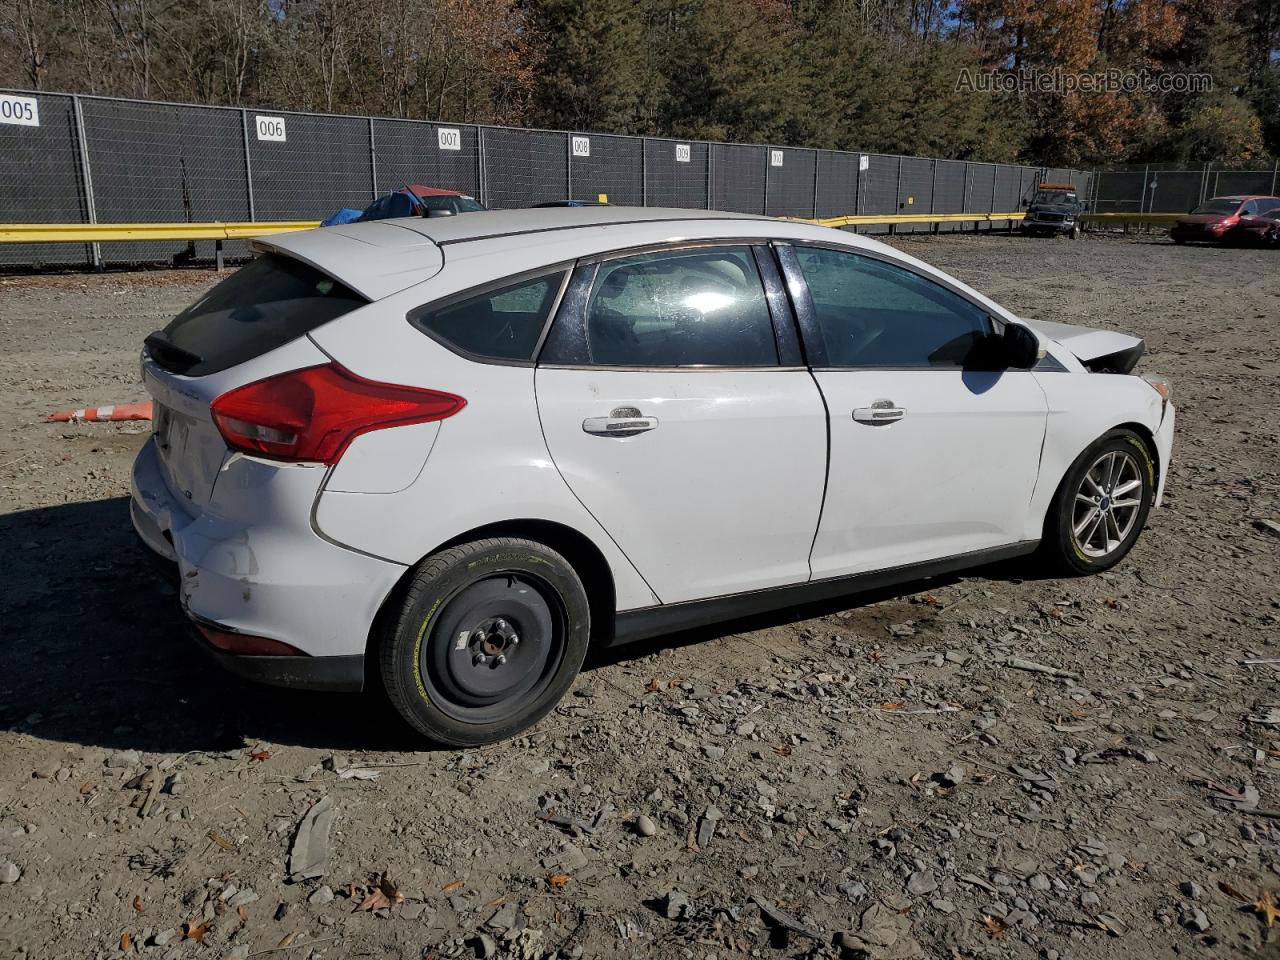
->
379, 538, 590, 746
1040, 429, 1155, 576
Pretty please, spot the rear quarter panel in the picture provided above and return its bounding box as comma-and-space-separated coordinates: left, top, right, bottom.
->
308, 287, 660, 612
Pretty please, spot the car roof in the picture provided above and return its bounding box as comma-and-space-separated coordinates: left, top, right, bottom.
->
256, 206, 1015, 326
388, 205, 769, 245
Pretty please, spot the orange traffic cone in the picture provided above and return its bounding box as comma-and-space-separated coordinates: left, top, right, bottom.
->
47, 401, 153, 423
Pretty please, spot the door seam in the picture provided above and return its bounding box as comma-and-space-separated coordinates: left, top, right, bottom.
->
531, 364, 664, 606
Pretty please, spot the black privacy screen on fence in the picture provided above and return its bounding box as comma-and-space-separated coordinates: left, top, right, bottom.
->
0, 89, 1103, 268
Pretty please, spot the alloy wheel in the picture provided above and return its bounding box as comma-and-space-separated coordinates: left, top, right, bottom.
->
1071, 449, 1143, 558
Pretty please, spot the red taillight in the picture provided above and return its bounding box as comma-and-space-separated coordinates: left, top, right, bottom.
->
211, 363, 465, 465
198, 624, 304, 657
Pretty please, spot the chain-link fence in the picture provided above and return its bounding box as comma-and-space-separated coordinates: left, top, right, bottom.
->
0, 89, 1092, 268
1092, 163, 1280, 215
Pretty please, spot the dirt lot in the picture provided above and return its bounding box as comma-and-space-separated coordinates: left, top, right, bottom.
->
1, 234, 1278, 960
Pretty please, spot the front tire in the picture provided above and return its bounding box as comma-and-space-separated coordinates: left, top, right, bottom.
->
380, 538, 590, 746
1041, 430, 1155, 575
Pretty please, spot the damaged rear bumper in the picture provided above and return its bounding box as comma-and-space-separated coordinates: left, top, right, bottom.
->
187, 615, 366, 692
130, 436, 405, 690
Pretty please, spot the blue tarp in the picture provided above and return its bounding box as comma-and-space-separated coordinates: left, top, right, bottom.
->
323, 189, 422, 226
321, 207, 364, 227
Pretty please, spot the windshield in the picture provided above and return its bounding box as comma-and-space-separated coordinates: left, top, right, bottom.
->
1191, 199, 1240, 215
455, 197, 485, 212
1033, 190, 1076, 205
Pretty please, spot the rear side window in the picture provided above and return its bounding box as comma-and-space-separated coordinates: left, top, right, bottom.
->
410, 272, 566, 362
583, 247, 778, 366
151, 253, 367, 376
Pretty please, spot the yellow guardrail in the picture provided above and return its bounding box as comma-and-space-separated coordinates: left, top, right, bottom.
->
804, 211, 1025, 228
0, 210, 1183, 246
0, 221, 321, 243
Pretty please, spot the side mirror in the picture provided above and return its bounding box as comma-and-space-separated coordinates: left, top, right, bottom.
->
426, 208, 455, 218
1001, 323, 1041, 369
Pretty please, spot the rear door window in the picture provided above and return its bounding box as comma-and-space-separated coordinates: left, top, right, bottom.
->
149, 253, 367, 376
582, 247, 778, 366
410, 272, 567, 362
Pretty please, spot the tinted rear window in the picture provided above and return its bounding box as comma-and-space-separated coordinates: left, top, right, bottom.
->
410, 272, 566, 362
151, 254, 367, 376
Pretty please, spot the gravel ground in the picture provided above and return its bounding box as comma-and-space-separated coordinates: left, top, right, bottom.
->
1, 234, 1278, 960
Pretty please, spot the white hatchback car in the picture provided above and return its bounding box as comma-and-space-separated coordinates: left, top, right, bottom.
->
132, 207, 1174, 745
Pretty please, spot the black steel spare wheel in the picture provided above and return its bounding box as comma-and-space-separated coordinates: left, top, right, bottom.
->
380, 537, 591, 746
425, 575, 563, 723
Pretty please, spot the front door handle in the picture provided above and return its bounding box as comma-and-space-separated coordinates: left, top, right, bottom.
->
583, 407, 659, 437
853, 400, 906, 424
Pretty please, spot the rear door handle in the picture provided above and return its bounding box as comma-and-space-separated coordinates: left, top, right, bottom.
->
583, 408, 659, 437
853, 403, 906, 424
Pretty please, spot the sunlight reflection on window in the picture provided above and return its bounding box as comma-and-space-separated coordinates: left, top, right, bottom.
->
681, 291, 736, 314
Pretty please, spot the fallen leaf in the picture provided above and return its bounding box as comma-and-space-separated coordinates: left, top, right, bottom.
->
442, 879, 465, 894
356, 890, 389, 912
277, 931, 298, 948
547, 873, 571, 889
132, 895, 144, 913
120, 932, 131, 951
184, 922, 209, 943
237, 905, 249, 922
379, 873, 405, 907
79, 781, 95, 795
249, 750, 271, 762
1256, 891, 1280, 928
644, 678, 661, 694
879, 703, 903, 711
772, 744, 792, 757
206, 831, 235, 851
982, 915, 1008, 940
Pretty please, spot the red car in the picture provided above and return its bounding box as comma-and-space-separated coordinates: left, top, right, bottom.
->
1170, 195, 1280, 244
1224, 205, 1280, 247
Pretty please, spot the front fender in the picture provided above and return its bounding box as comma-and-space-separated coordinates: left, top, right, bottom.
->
1028, 372, 1169, 538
